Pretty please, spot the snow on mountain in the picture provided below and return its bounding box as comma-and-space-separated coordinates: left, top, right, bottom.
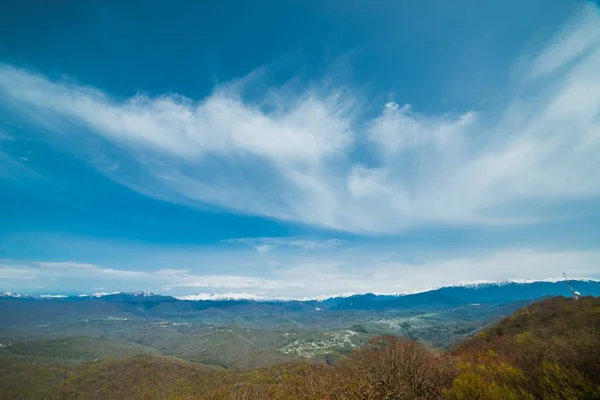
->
89, 292, 121, 298
76, 291, 155, 298
129, 291, 156, 297
3, 278, 599, 302
176, 292, 359, 302
452, 277, 600, 288
0, 292, 33, 298
177, 293, 288, 301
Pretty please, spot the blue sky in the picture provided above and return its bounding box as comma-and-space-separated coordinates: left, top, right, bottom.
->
1, 0, 599, 297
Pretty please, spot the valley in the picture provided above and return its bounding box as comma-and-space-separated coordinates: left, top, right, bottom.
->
1, 280, 597, 370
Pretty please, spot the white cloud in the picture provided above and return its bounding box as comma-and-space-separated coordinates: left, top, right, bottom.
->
0, 6, 599, 233
2, 247, 600, 297
223, 237, 344, 251
0, 267, 37, 280
167, 275, 304, 289
254, 244, 275, 253
99, 268, 148, 278
154, 269, 190, 275
0, 260, 150, 281
259, 248, 600, 297
35, 261, 98, 269
176, 293, 277, 301
369, 102, 476, 156
529, 3, 600, 79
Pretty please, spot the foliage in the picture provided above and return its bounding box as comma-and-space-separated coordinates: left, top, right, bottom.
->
445, 357, 534, 400
324, 336, 456, 399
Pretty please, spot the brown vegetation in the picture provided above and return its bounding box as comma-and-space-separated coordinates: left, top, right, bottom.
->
319, 336, 455, 399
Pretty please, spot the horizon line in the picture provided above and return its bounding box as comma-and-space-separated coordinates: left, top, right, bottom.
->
2, 277, 598, 301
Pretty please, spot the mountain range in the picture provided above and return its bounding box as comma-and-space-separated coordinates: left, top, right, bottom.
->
2, 279, 598, 312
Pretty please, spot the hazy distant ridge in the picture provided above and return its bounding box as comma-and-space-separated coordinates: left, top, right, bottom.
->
2, 279, 599, 311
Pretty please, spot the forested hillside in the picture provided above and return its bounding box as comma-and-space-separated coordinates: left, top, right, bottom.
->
1, 296, 598, 399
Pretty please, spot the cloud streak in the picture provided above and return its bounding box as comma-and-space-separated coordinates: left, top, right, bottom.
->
1, 5, 599, 233
1, 248, 599, 297
222, 237, 344, 252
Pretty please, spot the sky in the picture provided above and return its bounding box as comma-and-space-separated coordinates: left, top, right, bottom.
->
1, 0, 599, 298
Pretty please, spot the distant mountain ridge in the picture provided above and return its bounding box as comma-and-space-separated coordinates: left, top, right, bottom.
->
322, 280, 600, 310
2, 279, 599, 312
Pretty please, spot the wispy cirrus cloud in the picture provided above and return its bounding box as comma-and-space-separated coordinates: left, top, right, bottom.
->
166, 275, 304, 290
154, 269, 190, 276
1, 4, 599, 233
223, 237, 344, 252
0, 258, 304, 292
0, 260, 149, 280
0, 130, 38, 179
528, 6, 600, 79
34, 261, 98, 269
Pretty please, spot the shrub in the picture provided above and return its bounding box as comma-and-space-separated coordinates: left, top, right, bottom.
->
327, 336, 456, 400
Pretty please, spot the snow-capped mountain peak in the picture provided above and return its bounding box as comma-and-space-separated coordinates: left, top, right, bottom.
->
129, 291, 155, 297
